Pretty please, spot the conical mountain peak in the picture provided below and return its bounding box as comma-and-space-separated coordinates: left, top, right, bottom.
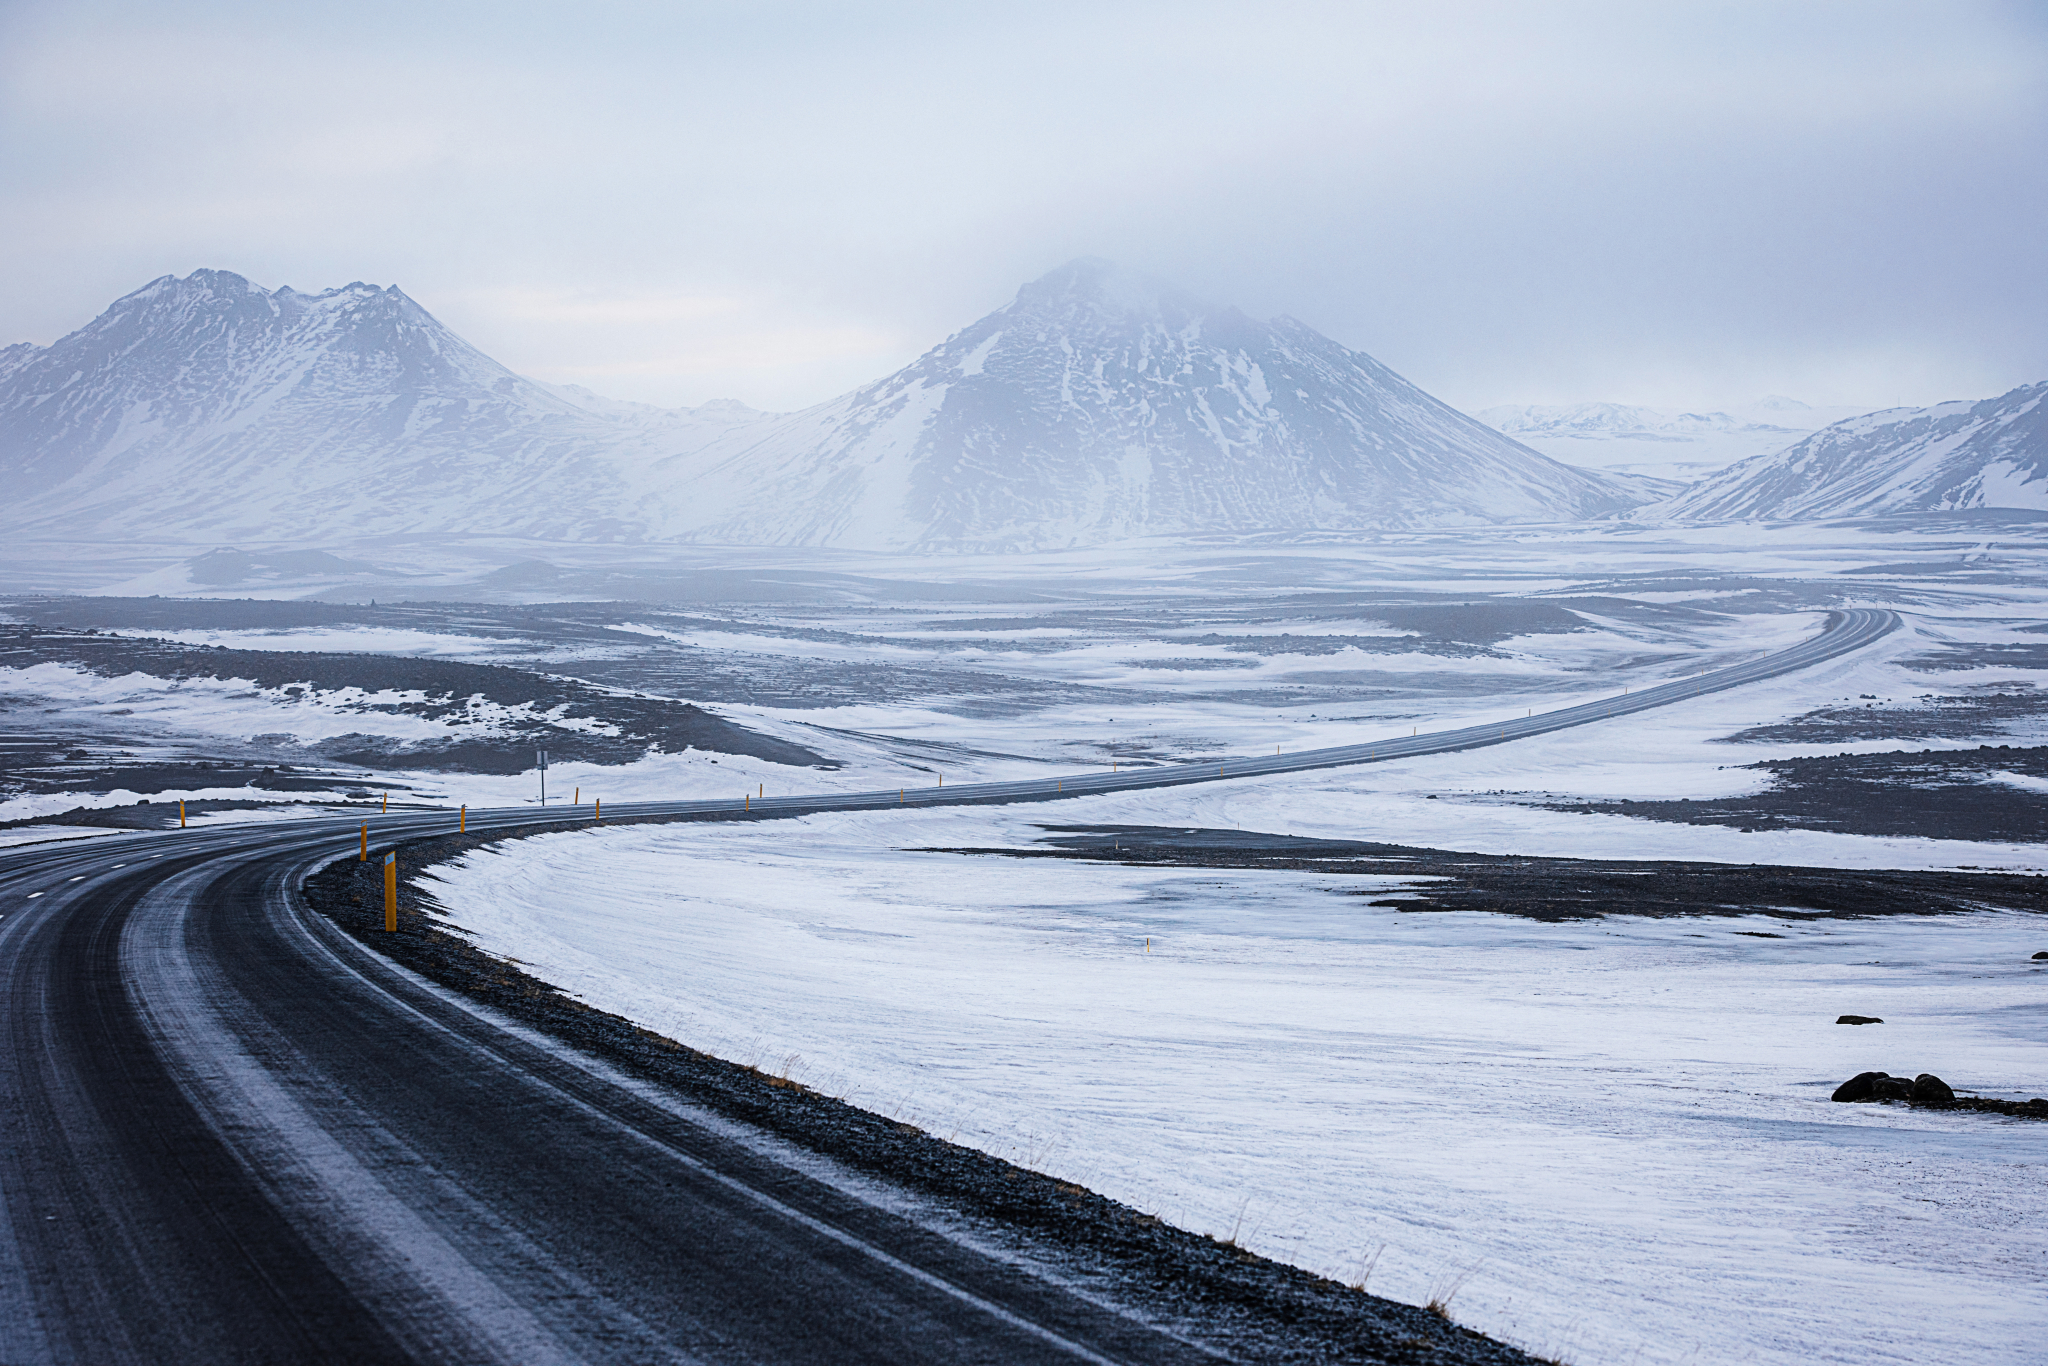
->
680, 264, 1648, 550
1008, 257, 1222, 327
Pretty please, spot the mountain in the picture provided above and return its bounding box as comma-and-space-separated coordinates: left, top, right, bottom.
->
1478, 401, 1811, 443
1473, 400, 1828, 482
651, 259, 1651, 550
1, 261, 1656, 552
0, 270, 763, 543
1644, 382, 2048, 521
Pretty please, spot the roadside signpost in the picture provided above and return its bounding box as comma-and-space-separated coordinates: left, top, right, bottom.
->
537, 749, 548, 805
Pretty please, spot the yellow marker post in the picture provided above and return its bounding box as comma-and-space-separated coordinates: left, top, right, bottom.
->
575, 786, 580, 805
383, 851, 397, 932
759, 783, 763, 799
382, 792, 388, 813
360, 825, 368, 861
899, 788, 905, 803
744, 793, 749, 811
179, 800, 186, 828
460, 805, 466, 833
594, 798, 600, 823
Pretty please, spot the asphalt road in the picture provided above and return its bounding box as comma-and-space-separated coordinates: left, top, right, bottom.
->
0, 608, 1898, 1363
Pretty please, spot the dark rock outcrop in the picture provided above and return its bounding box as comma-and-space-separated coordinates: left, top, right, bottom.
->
1910, 1074, 1956, 1107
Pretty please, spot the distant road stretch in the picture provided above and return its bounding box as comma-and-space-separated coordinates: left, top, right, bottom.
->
0, 608, 1897, 1364
612, 605, 1902, 821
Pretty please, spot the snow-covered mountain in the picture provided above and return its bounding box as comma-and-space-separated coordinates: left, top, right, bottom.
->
1644, 382, 2047, 521
646, 259, 1651, 549
0, 270, 764, 543
1479, 401, 1811, 442
1, 261, 1656, 552
1473, 400, 1827, 481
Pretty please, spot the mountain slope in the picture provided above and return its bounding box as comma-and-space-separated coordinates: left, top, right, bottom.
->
655, 259, 1649, 550
2, 262, 1655, 552
1646, 382, 2048, 521
0, 270, 762, 543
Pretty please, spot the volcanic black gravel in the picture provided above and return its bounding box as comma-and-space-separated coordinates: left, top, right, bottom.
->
1543, 745, 2048, 843
304, 822, 1543, 1365
932, 825, 2047, 921
1721, 683, 2048, 745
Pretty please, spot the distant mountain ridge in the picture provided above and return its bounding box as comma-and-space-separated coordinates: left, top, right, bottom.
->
1476, 401, 1808, 444
1645, 382, 2048, 521
2, 262, 1659, 550
1471, 396, 1886, 484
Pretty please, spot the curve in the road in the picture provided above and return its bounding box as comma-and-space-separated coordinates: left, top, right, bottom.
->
0, 608, 1898, 1364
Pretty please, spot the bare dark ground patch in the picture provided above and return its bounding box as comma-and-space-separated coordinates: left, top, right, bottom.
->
926, 826, 2047, 921
0, 625, 833, 786
1720, 683, 2048, 745
1541, 745, 2048, 843
305, 823, 1540, 1365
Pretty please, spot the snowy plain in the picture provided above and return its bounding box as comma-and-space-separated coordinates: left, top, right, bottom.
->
424, 799, 2047, 1366
7, 520, 2045, 1362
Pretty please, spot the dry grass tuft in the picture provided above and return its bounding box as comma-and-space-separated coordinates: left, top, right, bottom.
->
1425, 1263, 1477, 1320
1349, 1243, 1386, 1294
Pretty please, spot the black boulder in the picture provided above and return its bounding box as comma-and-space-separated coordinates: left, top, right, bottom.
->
1831, 1071, 1887, 1102
1910, 1074, 1956, 1107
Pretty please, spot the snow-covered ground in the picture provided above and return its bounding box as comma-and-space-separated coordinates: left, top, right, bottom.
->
9, 517, 2047, 831
423, 801, 2048, 1366
8, 519, 2045, 1357
8, 598, 2039, 831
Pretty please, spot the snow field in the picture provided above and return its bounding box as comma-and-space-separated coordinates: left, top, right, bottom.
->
423, 799, 2048, 1366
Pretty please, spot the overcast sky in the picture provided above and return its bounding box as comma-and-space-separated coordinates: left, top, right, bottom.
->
2, 0, 2043, 414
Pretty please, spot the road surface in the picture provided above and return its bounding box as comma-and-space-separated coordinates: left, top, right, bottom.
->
0, 609, 1897, 1363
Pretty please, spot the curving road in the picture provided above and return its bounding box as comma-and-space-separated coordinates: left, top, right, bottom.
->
0, 608, 1896, 1363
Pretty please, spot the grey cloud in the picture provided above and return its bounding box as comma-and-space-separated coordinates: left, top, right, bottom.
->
0, 0, 2041, 412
